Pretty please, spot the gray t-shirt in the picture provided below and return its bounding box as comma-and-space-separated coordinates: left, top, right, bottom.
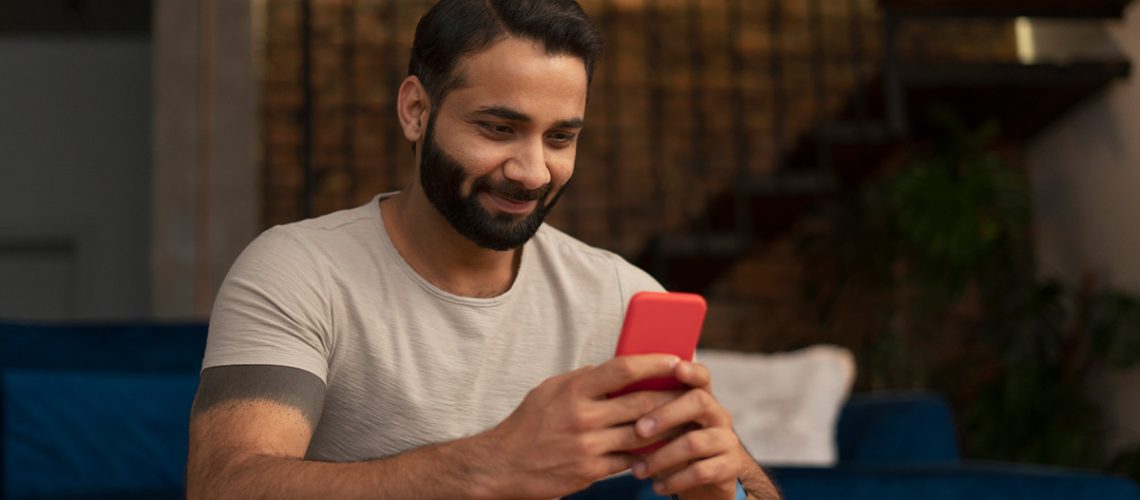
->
202, 194, 664, 461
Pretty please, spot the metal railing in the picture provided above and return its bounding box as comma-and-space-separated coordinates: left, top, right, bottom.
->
266, 0, 910, 255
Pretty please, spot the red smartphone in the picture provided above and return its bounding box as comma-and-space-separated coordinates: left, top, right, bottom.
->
608, 291, 707, 453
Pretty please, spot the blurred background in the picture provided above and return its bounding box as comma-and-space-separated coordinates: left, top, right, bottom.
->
3, 0, 1140, 491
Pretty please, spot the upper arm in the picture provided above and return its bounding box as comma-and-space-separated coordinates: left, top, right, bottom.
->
203, 227, 333, 380
188, 229, 335, 494
188, 365, 327, 465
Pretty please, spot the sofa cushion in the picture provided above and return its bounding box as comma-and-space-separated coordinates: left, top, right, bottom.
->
3, 369, 199, 498
698, 345, 855, 466
0, 321, 207, 499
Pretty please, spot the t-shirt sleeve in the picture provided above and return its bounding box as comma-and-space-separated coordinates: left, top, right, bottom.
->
614, 256, 667, 317
202, 226, 332, 383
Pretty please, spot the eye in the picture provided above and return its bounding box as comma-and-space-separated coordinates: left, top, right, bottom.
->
480, 122, 514, 137
546, 131, 578, 147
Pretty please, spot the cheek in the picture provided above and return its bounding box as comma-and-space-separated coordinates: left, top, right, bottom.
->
445, 139, 505, 180
431, 117, 502, 176
458, 154, 507, 191
437, 143, 504, 190
549, 151, 575, 187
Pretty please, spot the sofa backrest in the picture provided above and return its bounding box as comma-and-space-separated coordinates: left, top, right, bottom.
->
1, 322, 207, 499
836, 391, 961, 465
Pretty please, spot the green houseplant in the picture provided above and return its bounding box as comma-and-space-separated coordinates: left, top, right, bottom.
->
800, 108, 1140, 476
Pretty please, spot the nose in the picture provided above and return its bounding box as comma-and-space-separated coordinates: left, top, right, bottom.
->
503, 137, 551, 191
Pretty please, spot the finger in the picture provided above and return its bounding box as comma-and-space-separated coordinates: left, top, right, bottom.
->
674, 361, 712, 390
635, 428, 736, 479
592, 390, 682, 428
578, 354, 680, 397
540, 364, 596, 391
650, 453, 739, 496
594, 453, 641, 478
588, 422, 690, 455
635, 388, 730, 439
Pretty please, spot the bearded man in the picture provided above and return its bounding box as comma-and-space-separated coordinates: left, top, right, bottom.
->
186, 1, 779, 498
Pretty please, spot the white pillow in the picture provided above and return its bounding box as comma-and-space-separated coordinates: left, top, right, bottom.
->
697, 345, 855, 466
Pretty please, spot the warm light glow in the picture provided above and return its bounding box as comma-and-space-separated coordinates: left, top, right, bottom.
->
1015, 17, 1036, 64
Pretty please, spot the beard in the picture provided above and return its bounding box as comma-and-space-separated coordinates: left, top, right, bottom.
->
419, 119, 567, 251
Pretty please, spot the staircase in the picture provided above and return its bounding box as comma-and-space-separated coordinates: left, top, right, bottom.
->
629, 0, 1133, 300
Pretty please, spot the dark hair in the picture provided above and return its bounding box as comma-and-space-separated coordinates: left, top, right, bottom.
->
408, 0, 604, 110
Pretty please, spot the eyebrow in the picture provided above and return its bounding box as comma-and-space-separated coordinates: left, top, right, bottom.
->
473, 106, 584, 130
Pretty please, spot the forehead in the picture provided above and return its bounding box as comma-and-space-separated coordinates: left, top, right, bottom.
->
441, 37, 588, 121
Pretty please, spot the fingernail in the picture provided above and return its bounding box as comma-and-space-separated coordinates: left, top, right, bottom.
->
638, 417, 656, 436
632, 462, 647, 478
667, 356, 680, 368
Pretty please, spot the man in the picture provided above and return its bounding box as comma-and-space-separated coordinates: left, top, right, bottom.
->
187, 1, 779, 498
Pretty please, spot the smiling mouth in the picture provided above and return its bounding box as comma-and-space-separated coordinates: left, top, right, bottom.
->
482, 189, 537, 215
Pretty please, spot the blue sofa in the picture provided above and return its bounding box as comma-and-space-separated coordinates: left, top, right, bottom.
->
767, 392, 1140, 500
2, 323, 203, 499
3, 322, 1137, 499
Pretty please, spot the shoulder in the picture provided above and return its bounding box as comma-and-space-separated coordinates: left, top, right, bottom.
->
221, 203, 382, 301
530, 224, 665, 297
272, 202, 377, 249
244, 202, 377, 264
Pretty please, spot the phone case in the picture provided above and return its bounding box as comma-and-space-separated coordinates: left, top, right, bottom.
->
608, 291, 707, 454
610, 291, 707, 395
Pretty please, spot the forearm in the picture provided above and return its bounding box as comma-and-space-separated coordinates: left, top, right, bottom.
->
739, 458, 780, 500
189, 434, 501, 500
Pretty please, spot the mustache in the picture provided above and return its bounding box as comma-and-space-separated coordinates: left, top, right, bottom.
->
473, 177, 552, 202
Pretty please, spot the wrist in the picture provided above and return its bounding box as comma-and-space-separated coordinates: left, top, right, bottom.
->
450, 431, 508, 500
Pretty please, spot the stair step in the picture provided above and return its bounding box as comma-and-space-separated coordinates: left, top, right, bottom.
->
881, 0, 1130, 19
657, 233, 751, 257
741, 171, 837, 195
818, 122, 895, 143
897, 61, 1132, 86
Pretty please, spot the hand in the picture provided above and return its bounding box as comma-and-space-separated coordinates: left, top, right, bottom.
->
475, 355, 685, 499
630, 361, 749, 499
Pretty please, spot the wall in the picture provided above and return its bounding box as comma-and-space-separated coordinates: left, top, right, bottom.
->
0, 38, 151, 320
1028, 4, 1140, 454
151, 0, 259, 319
0, 0, 259, 321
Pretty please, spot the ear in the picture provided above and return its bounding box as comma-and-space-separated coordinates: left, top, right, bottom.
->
397, 76, 431, 144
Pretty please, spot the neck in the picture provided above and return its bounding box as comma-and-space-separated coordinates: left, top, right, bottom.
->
380, 186, 522, 298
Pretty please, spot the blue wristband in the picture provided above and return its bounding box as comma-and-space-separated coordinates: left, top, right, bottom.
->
659, 480, 746, 500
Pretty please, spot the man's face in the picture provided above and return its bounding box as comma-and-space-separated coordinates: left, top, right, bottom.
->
419, 117, 565, 251
416, 37, 588, 251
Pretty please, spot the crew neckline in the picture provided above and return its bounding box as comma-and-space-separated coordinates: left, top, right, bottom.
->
369, 192, 532, 308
